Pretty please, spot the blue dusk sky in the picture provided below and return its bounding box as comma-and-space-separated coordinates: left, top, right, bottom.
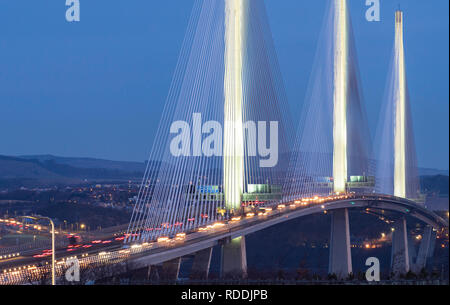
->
0, 0, 448, 170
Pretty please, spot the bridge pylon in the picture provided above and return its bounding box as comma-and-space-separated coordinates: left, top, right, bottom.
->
332, 0, 349, 194
375, 10, 421, 202
126, 0, 293, 243
285, 0, 372, 198
223, 0, 245, 213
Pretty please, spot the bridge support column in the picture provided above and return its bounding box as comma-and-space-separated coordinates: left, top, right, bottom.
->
408, 234, 417, 268
413, 226, 436, 273
427, 228, 437, 259
190, 247, 213, 280
145, 265, 161, 282
161, 257, 181, 282
220, 236, 247, 279
329, 208, 352, 279
391, 218, 410, 275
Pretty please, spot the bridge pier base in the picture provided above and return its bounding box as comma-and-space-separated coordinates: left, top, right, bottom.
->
391, 218, 410, 275
413, 225, 436, 273
329, 208, 352, 279
220, 236, 247, 279
190, 247, 213, 280
161, 257, 181, 282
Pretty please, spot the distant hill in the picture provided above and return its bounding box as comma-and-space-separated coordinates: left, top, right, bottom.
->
1, 154, 448, 190
418, 167, 449, 176
0, 155, 63, 179
20, 155, 145, 172
0, 155, 152, 187
420, 175, 449, 196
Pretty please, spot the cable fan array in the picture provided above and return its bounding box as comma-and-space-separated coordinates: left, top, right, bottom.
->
126, 0, 294, 243
284, 0, 372, 201
126, 1, 421, 243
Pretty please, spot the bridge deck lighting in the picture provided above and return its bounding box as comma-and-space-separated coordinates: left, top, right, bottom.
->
157, 237, 169, 243
277, 204, 286, 210
231, 216, 241, 222
246, 213, 255, 218
211, 222, 225, 228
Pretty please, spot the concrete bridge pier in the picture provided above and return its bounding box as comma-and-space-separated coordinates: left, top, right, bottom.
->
408, 234, 417, 268
391, 217, 410, 275
328, 208, 352, 279
220, 236, 247, 279
146, 265, 153, 280
428, 228, 437, 259
413, 225, 436, 273
160, 257, 181, 281
190, 247, 213, 280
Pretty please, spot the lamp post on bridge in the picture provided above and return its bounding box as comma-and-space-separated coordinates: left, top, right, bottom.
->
21, 215, 56, 285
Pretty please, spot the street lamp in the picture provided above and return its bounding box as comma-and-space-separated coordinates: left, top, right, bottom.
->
21, 215, 55, 285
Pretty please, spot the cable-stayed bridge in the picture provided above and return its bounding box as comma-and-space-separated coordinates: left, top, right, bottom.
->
0, 0, 447, 284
